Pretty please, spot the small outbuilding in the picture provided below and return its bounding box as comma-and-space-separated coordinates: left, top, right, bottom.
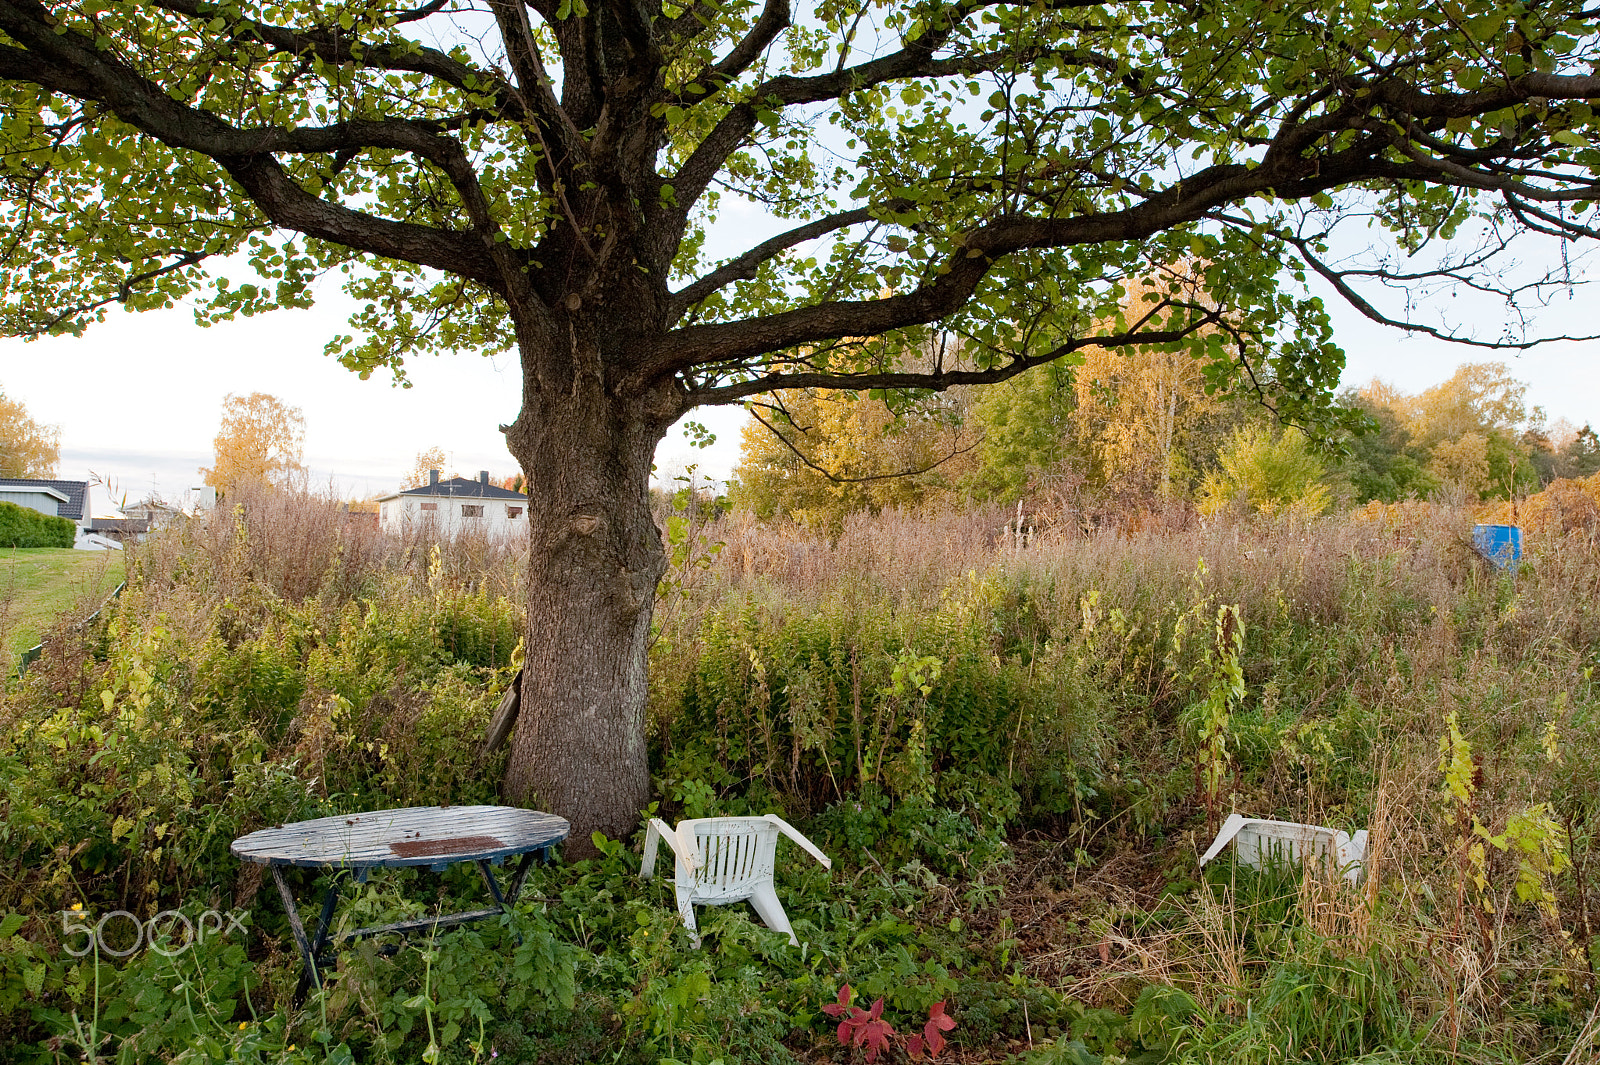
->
123, 498, 184, 530
82, 516, 151, 544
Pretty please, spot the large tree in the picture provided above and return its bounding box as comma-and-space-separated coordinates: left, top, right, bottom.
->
3, 0, 1598, 847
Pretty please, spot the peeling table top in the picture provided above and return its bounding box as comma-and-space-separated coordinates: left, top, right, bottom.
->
231, 806, 570, 870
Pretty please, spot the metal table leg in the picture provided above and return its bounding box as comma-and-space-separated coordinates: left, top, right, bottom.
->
473, 848, 543, 912
473, 850, 543, 943
276, 866, 351, 1003
475, 859, 510, 911
506, 848, 543, 904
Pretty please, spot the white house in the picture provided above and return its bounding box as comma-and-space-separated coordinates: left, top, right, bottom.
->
377, 470, 528, 538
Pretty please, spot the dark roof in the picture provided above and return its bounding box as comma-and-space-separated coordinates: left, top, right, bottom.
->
396, 476, 527, 501
0, 478, 88, 521
85, 517, 150, 535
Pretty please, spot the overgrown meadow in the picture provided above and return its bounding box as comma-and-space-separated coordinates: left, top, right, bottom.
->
2, 482, 1597, 1063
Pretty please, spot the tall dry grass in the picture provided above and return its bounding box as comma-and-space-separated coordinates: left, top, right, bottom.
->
127, 480, 527, 617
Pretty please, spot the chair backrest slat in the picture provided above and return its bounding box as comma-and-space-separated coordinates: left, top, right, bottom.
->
739, 831, 755, 878
687, 820, 776, 895
703, 830, 720, 886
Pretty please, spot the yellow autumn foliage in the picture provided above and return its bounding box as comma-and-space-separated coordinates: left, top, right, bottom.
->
199, 392, 306, 493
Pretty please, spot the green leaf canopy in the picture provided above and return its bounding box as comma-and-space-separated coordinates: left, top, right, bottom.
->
1, 0, 1596, 425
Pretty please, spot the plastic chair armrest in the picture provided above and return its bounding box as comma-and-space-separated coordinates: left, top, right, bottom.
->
767, 815, 832, 870
642, 818, 682, 878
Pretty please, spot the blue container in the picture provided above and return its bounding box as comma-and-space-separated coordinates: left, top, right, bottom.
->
1472, 524, 1522, 570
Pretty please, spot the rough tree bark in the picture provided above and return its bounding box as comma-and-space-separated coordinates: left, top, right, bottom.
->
498, 310, 683, 852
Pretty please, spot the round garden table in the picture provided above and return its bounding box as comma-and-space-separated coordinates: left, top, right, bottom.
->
232, 805, 568, 998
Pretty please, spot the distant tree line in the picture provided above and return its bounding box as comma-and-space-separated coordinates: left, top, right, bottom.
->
734, 307, 1597, 529
1340, 363, 1600, 505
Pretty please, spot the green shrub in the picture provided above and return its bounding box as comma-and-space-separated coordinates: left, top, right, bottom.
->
655, 589, 1038, 824
0, 500, 75, 548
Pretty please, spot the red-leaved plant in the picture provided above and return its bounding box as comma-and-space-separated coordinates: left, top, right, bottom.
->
821, 985, 956, 1062
907, 1000, 956, 1060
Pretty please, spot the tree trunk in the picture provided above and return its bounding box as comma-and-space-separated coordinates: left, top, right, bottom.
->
499, 316, 677, 859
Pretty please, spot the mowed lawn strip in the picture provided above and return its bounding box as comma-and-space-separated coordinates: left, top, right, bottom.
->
0, 548, 126, 668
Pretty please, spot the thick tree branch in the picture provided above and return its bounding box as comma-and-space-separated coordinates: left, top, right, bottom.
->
666, 0, 990, 225
1371, 70, 1600, 122
484, 0, 589, 171
0, 40, 97, 94
671, 42, 953, 208
0, 0, 503, 286
684, 0, 790, 93
660, 0, 721, 49
391, 0, 452, 26
663, 33, 1120, 256
1504, 195, 1600, 242
148, 0, 529, 121
653, 51, 1598, 380
1392, 138, 1600, 201
655, 146, 1308, 376
148, 0, 596, 212
588, 3, 667, 187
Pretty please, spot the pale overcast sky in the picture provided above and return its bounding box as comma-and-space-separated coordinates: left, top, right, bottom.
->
3, 219, 1595, 516
1324, 282, 1599, 423
5, 9, 1594, 518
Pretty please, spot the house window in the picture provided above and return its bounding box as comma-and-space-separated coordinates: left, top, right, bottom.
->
462, 504, 484, 518
507, 506, 524, 519
420, 502, 438, 512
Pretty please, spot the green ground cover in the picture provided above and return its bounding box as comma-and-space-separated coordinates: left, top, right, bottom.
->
0, 488, 1595, 1063
0, 547, 125, 668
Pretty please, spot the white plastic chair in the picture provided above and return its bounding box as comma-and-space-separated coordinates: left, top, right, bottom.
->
640, 815, 832, 947
1199, 814, 1369, 885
